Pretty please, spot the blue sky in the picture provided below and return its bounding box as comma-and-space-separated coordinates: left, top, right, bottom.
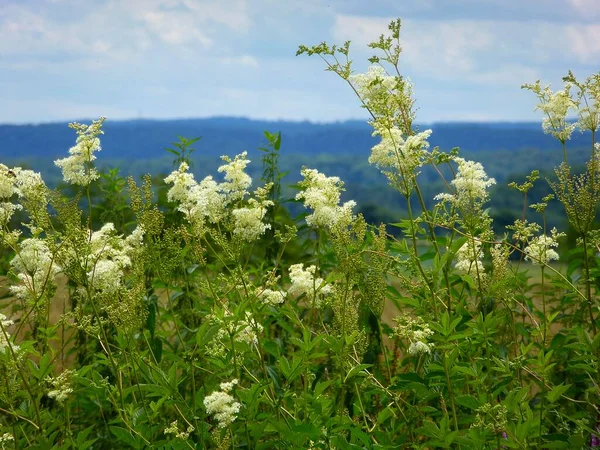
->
1, 0, 599, 124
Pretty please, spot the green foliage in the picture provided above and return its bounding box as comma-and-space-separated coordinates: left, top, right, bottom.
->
0, 17, 600, 450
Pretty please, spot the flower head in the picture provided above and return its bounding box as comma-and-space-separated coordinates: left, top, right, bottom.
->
232, 198, 273, 242
455, 238, 485, 276
288, 263, 332, 307
218, 152, 252, 201
435, 157, 495, 209
54, 117, 105, 185
204, 379, 241, 428
296, 167, 355, 229
524, 228, 564, 265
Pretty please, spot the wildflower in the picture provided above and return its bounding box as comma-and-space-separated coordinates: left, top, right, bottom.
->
236, 312, 263, 345
164, 164, 226, 228
14, 168, 47, 204
288, 263, 333, 306
85, 223, 134, 294
349, 65, 397, 106
204, 379, 241, 428
0, 313, 19, 353
258, 288, 286, 305
46, 370, 74, 403
9, 238, 60, 301
435, 157, 496, 209
394, 315, 434, 355
455, 238, 485, 276
54, 117, 105, 185
232, 198, 273, 241
0, 433, 14, 449
408, 340, 432, 355
524, 228, 564, 265
296, 167, 356, 229
164, 420, 194, 440
370, 126, 432, 173
523, 80, 577, 143
218, 152, 252, 202
0, 164, 17, 198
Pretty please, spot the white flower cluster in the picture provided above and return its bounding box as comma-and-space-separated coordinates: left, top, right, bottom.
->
79, 223, 144, 294
10, 238, 61, 302
288, 263, 333, 307
524, 228, 564, 265
394, 315, 434, 356
232, 198, 273, 241
46, 369, 74, 403
296, 168, 356, 229
164, 163, 226, 230
54, 117, 105, 186
455, 238, 485, 276
435, 157, 496, 209
535, 84, 577, 142
164, 420, 194, 440
0, 165, 48, 225
370, 127, 432, 174
236, 311, 264, 345
164, 154, 273, 242
349, 65, 397, 106
207, 310, 264, 356
203, 379, 241, 428
0, 432, 14, 448
258, 288, 286, 306
218, 152, 252, 201
0, 313, 19, 353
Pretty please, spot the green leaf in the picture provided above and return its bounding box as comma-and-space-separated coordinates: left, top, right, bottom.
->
344, 364, 371, 383
455, 394, 480, 410
109, 427, 140, 448
547, 383, 571, 403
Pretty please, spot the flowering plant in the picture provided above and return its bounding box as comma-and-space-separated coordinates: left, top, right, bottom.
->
0, 17, 598, 450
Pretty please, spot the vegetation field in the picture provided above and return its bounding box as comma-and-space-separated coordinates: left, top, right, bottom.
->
1, 19, 600, 450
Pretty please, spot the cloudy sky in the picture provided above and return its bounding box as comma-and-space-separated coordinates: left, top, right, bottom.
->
1, 0, 598, 124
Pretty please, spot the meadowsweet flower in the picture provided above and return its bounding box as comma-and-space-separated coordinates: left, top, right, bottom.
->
0, 313, 19, 353
14, 168, 47, 204
288, 263, 333, 306
164, 162, 196, 203
218, 152, 252, 202
54, 117, 105, 185
204, 379, 241, 428
232, 198, 273, 241
164, 164, 226, 228
10, 238, 60, 301
0, 432, 14, 448
523, 81, 577, 142
524, 228, 564, 265
164, 420, 194, 440
349, 65, 397, 106
370, 126, 432, 194
370, 127, 432, 172
435, 157, 496, 209
0, 202, 22, 225
296, 167, 356, 229
236, 312, 263, 345
455, 238, 485, 276
84, 223, 143, 294
0, 165, 17, 198
394, 315, 434, 355
46, 369, 74, 403
259, 288, 286, 305
408, 340, 432, 355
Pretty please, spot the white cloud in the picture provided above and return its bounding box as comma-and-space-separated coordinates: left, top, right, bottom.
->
220, 55, 259, 68
332, 14, 596, 87
564, 24, 600, 62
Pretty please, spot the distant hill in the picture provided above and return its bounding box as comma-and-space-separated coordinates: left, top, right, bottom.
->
0, 116, 588, 161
